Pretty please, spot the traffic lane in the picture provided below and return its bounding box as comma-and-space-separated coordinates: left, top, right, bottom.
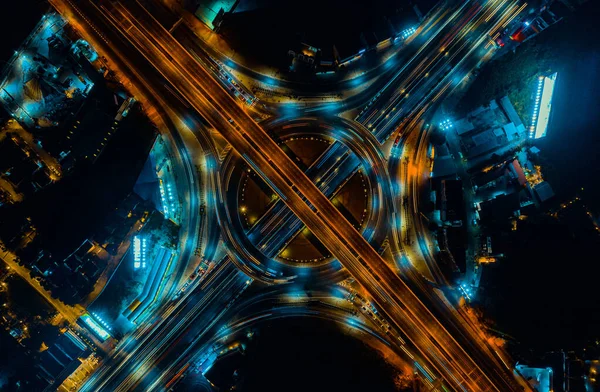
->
161, 305, 391, 391
368, 27, 467, 134
252, 120, 391, 250
360, 118, 520, 390
217, 119, 392, 282
80, 260, 227, 391
51, 0, 386, 388
51, 0, 221, 364
122, 266, 249, 391
362, 16, 481, 142
54, 0, 204, 294
162, 0, 449, 98
387, 118, 445, 285
355, 0, 475, 124
371, 29, 482, 144
361, 0, 512, 133
110, 266, 244, 391
85, 261, 243, 391
389, 113, 520, 389
161, 285, 425, 390
404, 61, 525, 388
370, 33, 477, 140
315, 214, 513, 391
213, 40, 515, 392
219, 158, 350, 284
157, 0, 524, 388
113, 0, 382, 260
124, 11, 512, 392
93, 2, 522, 390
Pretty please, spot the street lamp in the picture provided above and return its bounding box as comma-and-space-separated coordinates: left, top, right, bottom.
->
439, 119, 453, 131
401, 27, 417, 39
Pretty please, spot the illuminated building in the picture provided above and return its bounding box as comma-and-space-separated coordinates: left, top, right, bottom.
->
80, 313, 111, 341
529, 73, 557, 139
133, 236, 147, 269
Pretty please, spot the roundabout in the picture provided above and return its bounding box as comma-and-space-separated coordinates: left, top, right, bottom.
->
239, 135, 369, 263
217, 116, 394, 284
52, 0, 539, 389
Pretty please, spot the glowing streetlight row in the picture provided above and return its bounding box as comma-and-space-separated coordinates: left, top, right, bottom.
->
91, 311, 112, 332
528, 76, 544, 139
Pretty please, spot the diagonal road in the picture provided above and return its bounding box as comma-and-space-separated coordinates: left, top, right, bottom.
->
52, 0, 531, 390
95, 1, 525, 390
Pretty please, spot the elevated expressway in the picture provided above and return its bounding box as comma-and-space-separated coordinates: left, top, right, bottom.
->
153, 285, 421, 390
216, 0, 510, 284
215, 0, 523, 288
54, 0, 531, 390
213, 4, 527, 390
46, 1, 249, 391
80, 261, 249, 392
95, 1, 524, 391
158, 0, 453, 112
218, 116, 392, 284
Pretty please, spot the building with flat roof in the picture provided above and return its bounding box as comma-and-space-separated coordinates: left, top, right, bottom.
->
533, 181, 554, 203
499, 95, 524, 129
515, 365, 553, 392
441, 179, 464, 224
37, 329, 90, 388
502, 122, 521, 142
508, 159, 527, 187
480, 192, 520, 223
472, 166, 505, 189
431, 143, 457, 178
465, 137, 502, 159
455, 96, 526, 166
454, 117, 476, 136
